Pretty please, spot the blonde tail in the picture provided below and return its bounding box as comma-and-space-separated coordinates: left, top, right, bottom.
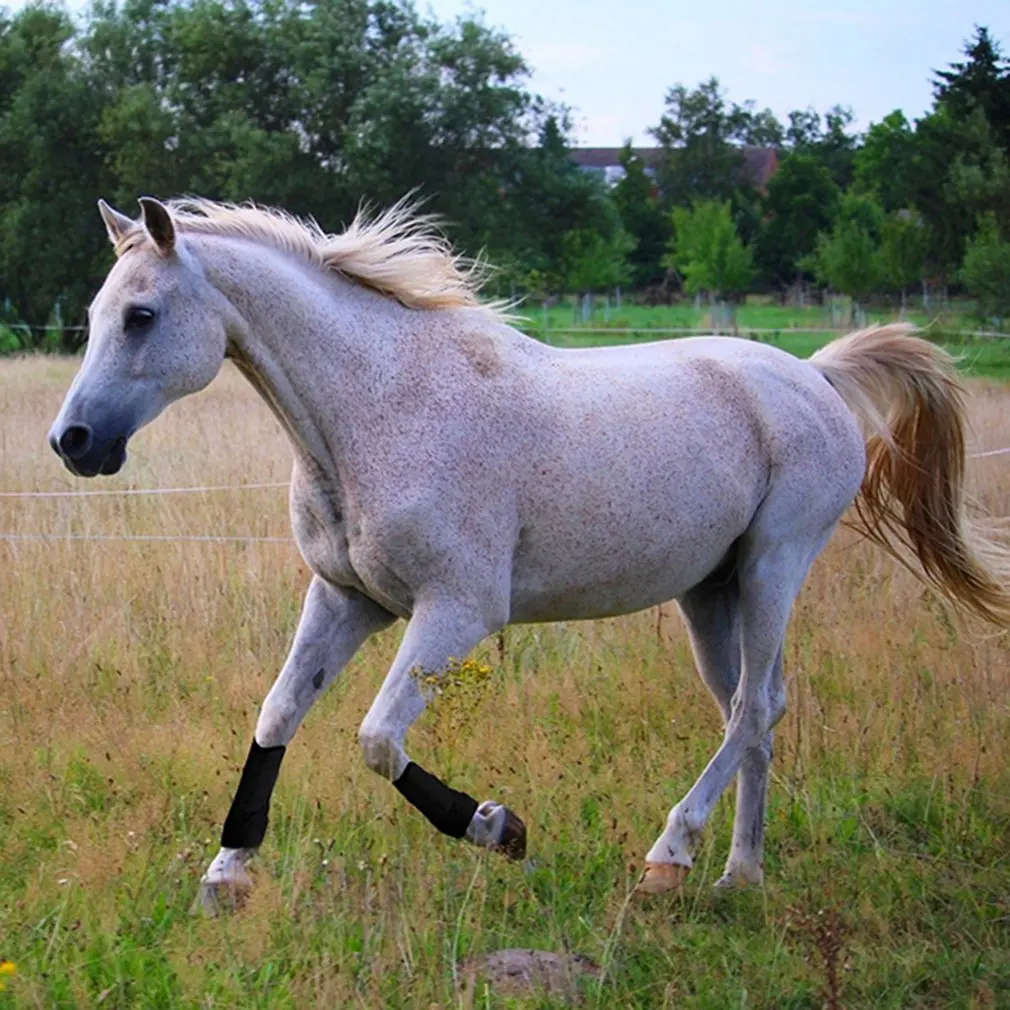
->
811, 324, 1010, 626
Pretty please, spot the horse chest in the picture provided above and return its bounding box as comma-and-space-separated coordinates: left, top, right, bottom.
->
289, 481, 418, 618
289, 491, 358, 590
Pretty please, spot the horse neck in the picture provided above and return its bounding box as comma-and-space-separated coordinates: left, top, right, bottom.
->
196, 235, 400, 479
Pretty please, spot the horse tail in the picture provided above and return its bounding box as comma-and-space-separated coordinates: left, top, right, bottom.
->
811, 323, 1010, 626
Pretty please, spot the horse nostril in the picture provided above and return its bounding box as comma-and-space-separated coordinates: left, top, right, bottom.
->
58, 424, 94, 460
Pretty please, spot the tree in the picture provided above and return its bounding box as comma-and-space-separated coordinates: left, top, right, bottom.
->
784, 105, 860, 189
666, 200, 755, 301
807, 193, 884, 312
611, 143, 671, 287
933, 25, 1010, 154
961, 213, 1010, 324
649, 77, 781, 208
853, 111, 917, 213
0, 6, 108, 338
561, 228, 633, 296
906, 104, 1010, 284
880, 210, 928, 310
756, 152, 840, 289
2, 0, 595, 332
501, 114, 625, 293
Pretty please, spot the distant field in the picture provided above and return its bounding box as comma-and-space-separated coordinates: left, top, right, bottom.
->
0, 357, 1008, 1007
511, 299, 1010, 379
516, 297, 988, 335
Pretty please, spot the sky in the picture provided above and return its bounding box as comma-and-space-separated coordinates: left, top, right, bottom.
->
426, 0, 1010, 145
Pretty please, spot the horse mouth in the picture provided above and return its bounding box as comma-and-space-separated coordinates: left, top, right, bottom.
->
61, 436, 128, 478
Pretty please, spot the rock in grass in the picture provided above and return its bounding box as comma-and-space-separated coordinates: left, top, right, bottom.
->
460, 948, 602, 1005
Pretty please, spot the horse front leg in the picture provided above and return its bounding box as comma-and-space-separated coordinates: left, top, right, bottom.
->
356, 596, 526, 859
198, 577, 394, 912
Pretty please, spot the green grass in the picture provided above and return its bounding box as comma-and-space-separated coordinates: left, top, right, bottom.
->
509, 299, 1010, 380
515, 297, 992, 336
1, 607, 1007, 1009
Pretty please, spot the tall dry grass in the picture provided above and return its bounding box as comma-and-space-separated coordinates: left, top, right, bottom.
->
0, 356, 1008, 1008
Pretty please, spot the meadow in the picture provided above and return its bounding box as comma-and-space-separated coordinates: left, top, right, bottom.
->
513, 300, 1010, 379
0, 348, 1008, 1008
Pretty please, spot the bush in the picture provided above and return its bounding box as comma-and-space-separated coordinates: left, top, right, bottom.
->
961, 214, 1010, 325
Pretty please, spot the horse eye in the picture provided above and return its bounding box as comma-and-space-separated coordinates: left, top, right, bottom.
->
124, 307, 155, 331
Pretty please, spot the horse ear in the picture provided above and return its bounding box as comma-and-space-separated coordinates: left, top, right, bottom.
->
138, 196, 176, 255
97, 199, 135, 248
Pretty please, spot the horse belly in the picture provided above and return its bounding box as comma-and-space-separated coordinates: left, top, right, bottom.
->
507, 494, 753, 623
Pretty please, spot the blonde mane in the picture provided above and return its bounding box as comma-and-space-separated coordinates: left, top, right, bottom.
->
119, 197, 510, 321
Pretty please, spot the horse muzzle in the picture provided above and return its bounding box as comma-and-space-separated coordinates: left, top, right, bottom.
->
48, 421, 130, 477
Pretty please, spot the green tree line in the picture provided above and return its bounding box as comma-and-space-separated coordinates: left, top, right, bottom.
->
1, 3, 1009, 348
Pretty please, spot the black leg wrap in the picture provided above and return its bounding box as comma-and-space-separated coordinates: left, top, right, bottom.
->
220, 740, 286, 850
394, 761, 478, 839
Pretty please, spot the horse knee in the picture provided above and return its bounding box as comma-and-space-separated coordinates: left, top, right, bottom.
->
255, 696, 298, 748
358, 720, 407, 780
728, 701, 769, 748
769, 686, 787, 730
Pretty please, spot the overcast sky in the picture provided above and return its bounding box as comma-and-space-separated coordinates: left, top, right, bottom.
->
10, 0, 1009, 145
426, 0, 1010, 144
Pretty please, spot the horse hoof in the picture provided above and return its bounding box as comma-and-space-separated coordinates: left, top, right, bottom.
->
713, 869, 762, 892
193, 877, 251, 916
634, 861, 690, 896
492, 807, 527, 861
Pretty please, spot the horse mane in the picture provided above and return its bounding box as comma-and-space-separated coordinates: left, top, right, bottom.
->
122, 196, 511, 321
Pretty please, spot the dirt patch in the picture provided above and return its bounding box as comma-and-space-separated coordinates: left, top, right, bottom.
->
460, 948, 603, 1005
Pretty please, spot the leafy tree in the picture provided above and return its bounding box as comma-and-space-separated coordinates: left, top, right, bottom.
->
756, 152, 840, 288
807, 193, 884, 309
611, 143, 671, 286
666, 200, 754, 300
853, 111, 917, 213
785, 107, 822, 148
906, 104, 1009, 283
785, 105, 860, 189
3, 0, 603, 329
650, 77, 781, 208
0, 5, 108, 338
501, 114, 623, 293
933, 25, 1010, 154
961, 213, 1010, 323
561, 228, 633, 296
880, 210, 928, 309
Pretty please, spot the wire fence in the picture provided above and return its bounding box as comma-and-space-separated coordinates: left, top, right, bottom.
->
0, 481, 288, 498
0, 479, 292, 543
1, 452, 1008, 544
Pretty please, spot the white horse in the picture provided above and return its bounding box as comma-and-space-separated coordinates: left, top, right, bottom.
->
49, 197, 1010, 910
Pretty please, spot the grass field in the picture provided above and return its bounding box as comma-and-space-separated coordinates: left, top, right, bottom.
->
511, 300, 1010, 380
516, 297, 990, 337
0, 351, 1009, 1008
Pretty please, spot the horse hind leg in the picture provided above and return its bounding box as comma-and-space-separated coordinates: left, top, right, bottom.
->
638, 525, 828, 896
637, 573, 778, 893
